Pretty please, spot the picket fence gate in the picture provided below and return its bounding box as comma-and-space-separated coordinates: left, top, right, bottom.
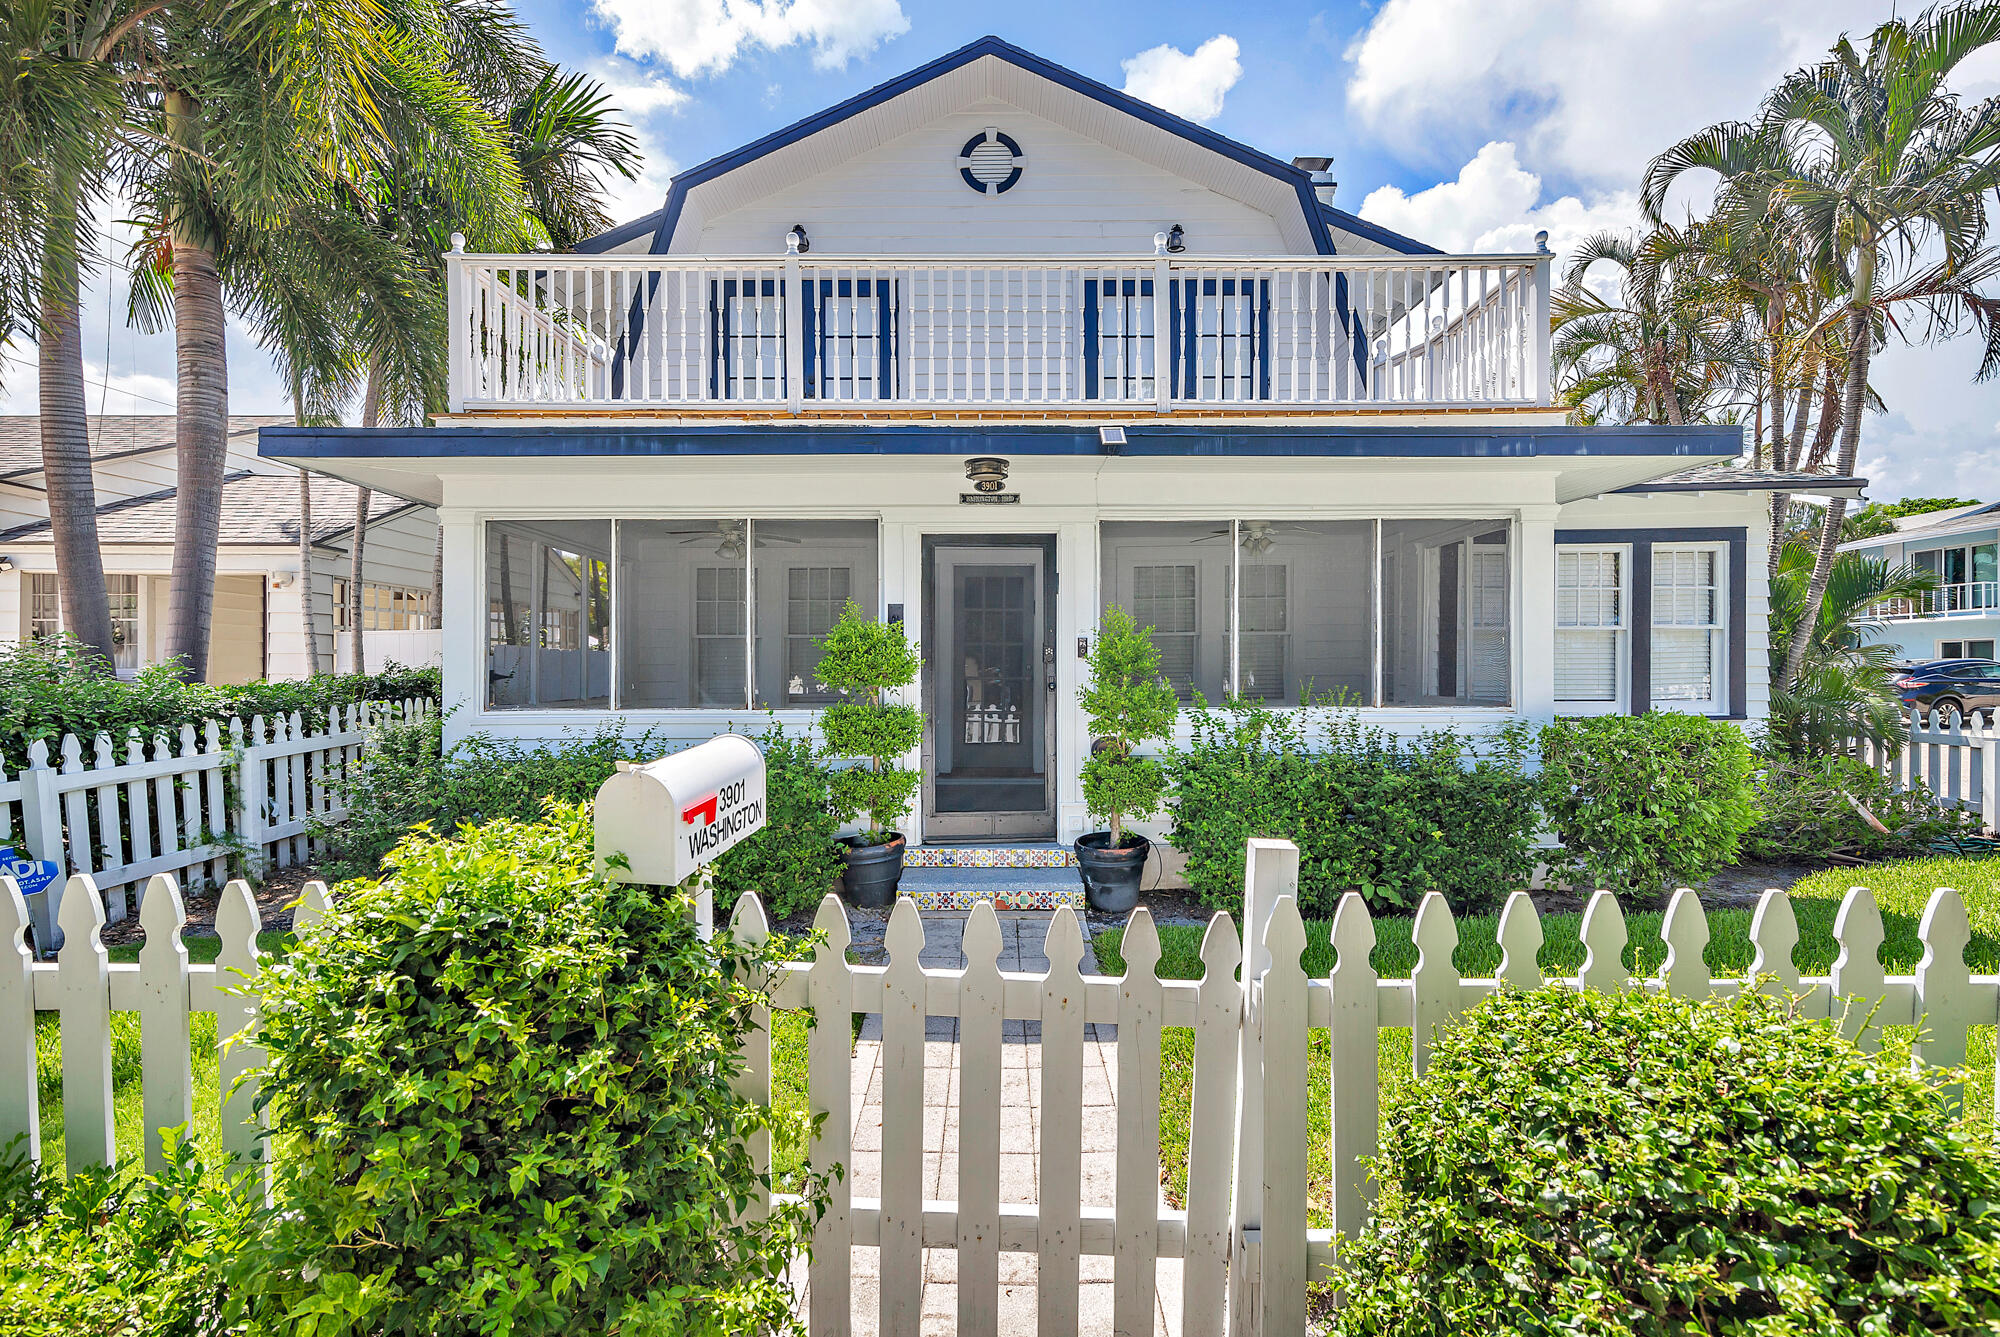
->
0, 698, 430, 955
5, 835, 1996, 1337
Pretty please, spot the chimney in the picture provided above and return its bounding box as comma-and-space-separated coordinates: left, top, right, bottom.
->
1292, 156, 1337, 207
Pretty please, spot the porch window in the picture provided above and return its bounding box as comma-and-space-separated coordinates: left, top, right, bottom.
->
1651, 545, 1726, 709
1554, 547, 1627, 707
1100, 519, 1407, 708
484, 520, 611, 709
26, 573, 60, 642
753, 521, 879, 707
693, 566, 748, 706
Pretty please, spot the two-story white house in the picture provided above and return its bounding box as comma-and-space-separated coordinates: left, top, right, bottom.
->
261, 36, 1861, 852
1840, 501, 2000, 662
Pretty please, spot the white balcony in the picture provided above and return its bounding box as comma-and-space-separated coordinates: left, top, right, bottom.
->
444, 251, 1553, 414
1872, 582, 2000, 619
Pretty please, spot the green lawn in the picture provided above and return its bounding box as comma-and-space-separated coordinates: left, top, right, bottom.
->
1096, 856, 2000, 1223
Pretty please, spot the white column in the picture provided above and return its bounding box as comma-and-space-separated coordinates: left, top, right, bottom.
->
439, 507, 482, 748
1516, 504, 1560, 723
1056, 520, 1098, 840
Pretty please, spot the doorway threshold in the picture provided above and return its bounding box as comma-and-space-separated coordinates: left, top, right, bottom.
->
899, 864, 1085, 913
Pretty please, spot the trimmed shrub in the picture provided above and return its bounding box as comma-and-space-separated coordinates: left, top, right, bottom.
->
1167, 702, 1540, 914
315, 715, 842, 920
1335, 986, 2000, 1335
1743, 753, 1984, 863
1539, 712, 1759, 893
0, 637, 439, 761
815, 601, 922, 843
247, 805, 829, 1337
1078, 607, 1179, 846
0, 1139, 253, 1336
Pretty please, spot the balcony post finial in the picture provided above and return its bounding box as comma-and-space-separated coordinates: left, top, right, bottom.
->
448, 232, 466, 255
1153, 231, 1169, 257
1534, 230, 1551, 255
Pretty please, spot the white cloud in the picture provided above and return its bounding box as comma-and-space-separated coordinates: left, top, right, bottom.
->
1120, 35, 1242, 124
587, 0, 908, 81
1358, 141, 1641, 258
1344, 0, 1896, 189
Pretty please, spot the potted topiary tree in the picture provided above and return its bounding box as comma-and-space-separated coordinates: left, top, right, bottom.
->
815, 599, 922, 907
1075, 606, 1180, 912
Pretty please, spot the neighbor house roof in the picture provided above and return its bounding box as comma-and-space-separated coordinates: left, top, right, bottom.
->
0, 415, 291, 481
580, 35, 1438, 259
1840, 499, 2000, 551
0, 470, 421, 547
1616, 465, 1869, 499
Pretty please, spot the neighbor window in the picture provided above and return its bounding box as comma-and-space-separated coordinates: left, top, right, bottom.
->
1554, 547, 1627, 708
106, 574, 139, 676
1380, 521, 1512, 706
1941, 639, 1997, 660
1651, 545, 1726, 710
26, 573, 60, 642
333, 580, 434, 631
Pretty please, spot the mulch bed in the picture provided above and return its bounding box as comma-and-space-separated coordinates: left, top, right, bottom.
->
99, 864, 324, 947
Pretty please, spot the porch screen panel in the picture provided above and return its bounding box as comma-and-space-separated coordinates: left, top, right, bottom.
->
1099, 523, 1228, 703
753, 521, 880, 706
1224, 522, 1373, 703
485, 520, 612, 709
616, 520, 749, 709
1380, 520, 1512, 706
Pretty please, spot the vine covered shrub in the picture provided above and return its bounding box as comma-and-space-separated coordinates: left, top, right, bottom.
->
315, 715, 841, 920
249, 805, 829, 1337
1167, 703, 1540, 914
1539, 712, 1759, 893
1335, 986, 2000, 1335
1743, 753, 1984, 862
0, 636, 439, 761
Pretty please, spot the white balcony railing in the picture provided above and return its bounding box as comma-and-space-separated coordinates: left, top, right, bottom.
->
444, 249, 1554, 414
1871, 582, 2000, 620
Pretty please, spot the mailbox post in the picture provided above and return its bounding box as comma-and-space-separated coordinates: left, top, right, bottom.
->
593, 735, 768, 938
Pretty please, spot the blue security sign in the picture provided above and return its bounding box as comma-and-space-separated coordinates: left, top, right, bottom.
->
0, 847, 60, 902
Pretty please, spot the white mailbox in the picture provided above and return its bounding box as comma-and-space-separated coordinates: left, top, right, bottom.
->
594, 734, 768, 887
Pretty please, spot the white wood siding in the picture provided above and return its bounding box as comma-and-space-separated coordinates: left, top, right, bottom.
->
692, 101, 1291, 258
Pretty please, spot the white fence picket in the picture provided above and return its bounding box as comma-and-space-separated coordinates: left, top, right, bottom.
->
1409, 891, 1459, 1076
1257, 897, 1309, 1337
807, 894, 854, 1337
1915, 888, 1977, 1110
1832, 888, 1886, 1050
955, 901, 1004, 1337
1112, 907, 1163, 1337
215, 879, 266, 1195
1749, 891, 1801, 999
1325, 893, 1378, 1252
728, 891, 772, 1221
56, 874, 114, 1173
1181, 913, 1241, 1337
0, 875, 37, 1164
879, 899, 925, 1337
1660, 889, 1710, 999
1579, 890, 1630, 993
1037, 906, 1087, 1337
137, 873, 193, 1173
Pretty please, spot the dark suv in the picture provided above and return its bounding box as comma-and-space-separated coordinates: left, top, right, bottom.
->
1892, 659, 2000, 721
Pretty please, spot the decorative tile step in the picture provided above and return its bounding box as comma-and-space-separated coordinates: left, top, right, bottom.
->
903, 844, 1077, 868
903, 883, 1085, 912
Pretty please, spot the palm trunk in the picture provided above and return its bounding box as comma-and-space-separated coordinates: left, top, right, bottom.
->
162, 90, 227, 682
1779, 246, 1875, 692
37, 191, 117, 669
349, 359, 381, 676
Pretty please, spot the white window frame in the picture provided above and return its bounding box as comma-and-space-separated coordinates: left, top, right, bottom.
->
1650, 542, 1728, 714
1553, 544, 1630, 714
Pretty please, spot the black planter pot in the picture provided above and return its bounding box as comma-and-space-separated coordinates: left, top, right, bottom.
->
839, 833, 907, 908
1073, 832, 1150, 914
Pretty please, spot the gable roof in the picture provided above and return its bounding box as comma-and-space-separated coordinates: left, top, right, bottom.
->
581, 36, 1441, 259
0, 470, 422, 548
1616, 465, 1868, 499
0, 415, 291, 481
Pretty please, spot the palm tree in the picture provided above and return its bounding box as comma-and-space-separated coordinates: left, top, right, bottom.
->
1550, 228, 1754, 425
1645, 2, 2000, 694
1766, 540, 1938, 756
0, 1, 131, 669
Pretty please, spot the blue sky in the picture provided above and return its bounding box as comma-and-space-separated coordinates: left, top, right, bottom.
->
5, 0, 1998, 503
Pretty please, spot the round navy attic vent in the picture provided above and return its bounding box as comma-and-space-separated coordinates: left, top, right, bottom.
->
958, 127, 1025, 195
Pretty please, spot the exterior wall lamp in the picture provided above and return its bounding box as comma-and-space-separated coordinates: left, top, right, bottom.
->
964, 456, 1010, 493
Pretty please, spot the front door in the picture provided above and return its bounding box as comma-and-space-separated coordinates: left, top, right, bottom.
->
923, 538, 1057, 841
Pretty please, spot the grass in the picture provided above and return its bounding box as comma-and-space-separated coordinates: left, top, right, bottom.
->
1097, 856, 2000, 1225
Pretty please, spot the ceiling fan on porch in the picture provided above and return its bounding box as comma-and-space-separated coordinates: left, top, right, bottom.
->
1188, 521, 1311, 555
665, 520, 806, 559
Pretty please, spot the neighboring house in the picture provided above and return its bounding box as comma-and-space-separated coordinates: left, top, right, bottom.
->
1839, 501, 2000, 662
0, 415, 439, 682
262, 36, 1864, 851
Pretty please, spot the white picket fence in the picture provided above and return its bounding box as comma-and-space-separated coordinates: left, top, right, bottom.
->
1860, 707, 2000, 831
0, 699, 430, 954
6, 837, 1993, 1336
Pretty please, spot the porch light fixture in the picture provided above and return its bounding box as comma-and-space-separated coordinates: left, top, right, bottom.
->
964, 456, 1010, 493
0, 556, 12, 572
785, 224, 810, 255
1165, 224, 1186, 253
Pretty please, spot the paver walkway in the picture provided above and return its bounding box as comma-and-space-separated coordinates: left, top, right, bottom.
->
816, 908, 1182, 1337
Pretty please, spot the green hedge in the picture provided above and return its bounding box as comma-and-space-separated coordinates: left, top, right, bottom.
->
1167, 703, 1542, 915
0, 638, 440, 762
315, 714, 844, 921
248, 805, 827, 1336
1335, 986, 2000, 1334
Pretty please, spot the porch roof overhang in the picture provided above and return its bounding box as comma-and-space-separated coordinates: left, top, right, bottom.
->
258, 422, 1742, 509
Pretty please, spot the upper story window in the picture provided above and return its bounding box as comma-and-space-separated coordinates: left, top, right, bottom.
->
1911, 540, 1998, 610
